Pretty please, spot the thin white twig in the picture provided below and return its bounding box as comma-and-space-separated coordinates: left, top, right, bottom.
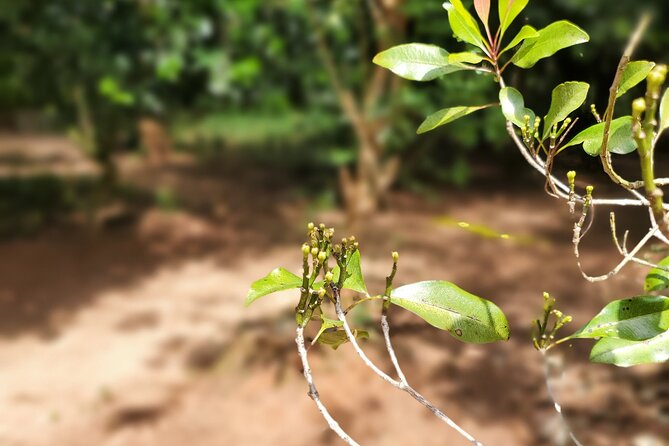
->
506, 122, 664, 208
334, 292, 484, 446
296, 326, 361, 446
541, 352, 585, 446
574, 225, 658, 282
610, 212, 669, 270
381, 312, 407, 383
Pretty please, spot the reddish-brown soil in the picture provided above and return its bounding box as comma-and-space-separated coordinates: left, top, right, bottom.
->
0, 155, 666, 446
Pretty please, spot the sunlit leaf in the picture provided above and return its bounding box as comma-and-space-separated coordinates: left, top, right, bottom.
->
390, 280, 509, 343
443, 0, 487, 51
500, 25, 538, 55
499, 86, 535, 128
543, 81, 590, 139
571, 296, 669, 341
315, 250, 368, 294
417, 104, 493, 134
245, 267, 302, 306
473, 0, 490, 28
317, 328, 369, 350
373, 44, 467, 81
590, 330, 669, 367
337, 250, 367, 294
498, 0, 529, 36
617, 61, 655, 98
312, 315, 343, 344
449, 52, 485, 65
645, 256, 669, 292
560, 116, 634, 156
660, 88, 669, 135
512, 21, 589, 69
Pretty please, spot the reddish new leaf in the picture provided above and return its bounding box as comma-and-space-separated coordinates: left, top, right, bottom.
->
474, 0, 490, 28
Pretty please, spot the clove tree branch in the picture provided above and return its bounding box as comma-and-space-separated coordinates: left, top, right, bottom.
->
296, 326, 361, 446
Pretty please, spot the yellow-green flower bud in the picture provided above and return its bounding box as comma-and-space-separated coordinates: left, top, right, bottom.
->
647, 64, 667, 93
392, 251, 399, 262
317, 251, 327, 263
586, 185, 594, 196
301, 244, 310, 256
311, 247, 319, 257
325, 271, 334, 282
317, 288, 326, 299
342, 238, 348, 245
567, 170, 576, 183
307, 222, 315, 230
319, 223, 325, 230
632, 97, 647, 117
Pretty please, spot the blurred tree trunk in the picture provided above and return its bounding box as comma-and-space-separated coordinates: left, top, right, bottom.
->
72, 86, 97, 156
308, 0, 405, 225
138, 117, 173, 168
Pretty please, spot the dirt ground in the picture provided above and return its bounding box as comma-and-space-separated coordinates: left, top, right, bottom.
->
0, 154, 667, 446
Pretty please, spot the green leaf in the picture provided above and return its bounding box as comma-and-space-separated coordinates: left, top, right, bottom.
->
512, 21, 589, 69
560, 116, 634, 156
590, 330, 669, 367
338, 250, 368, 294
245, 267, 302, 306
660, 88, 669, 134
373, 44, 467, 81
617, 61, 655, 98
417, 105, 493, 134
449, 52, 485, 65
645, 256, 669, 292
312, 315, 344, 344
500, 25, 538, 55
473, 0, 490, 27
315, 250, 368, 294
390, 280, 510, 343
443, 0, 487, 51
317, 328, 369, 350
498, 0, 529, 36
571, 296, 669, 341
543, 81, 590, 140
499, 87, 535, 128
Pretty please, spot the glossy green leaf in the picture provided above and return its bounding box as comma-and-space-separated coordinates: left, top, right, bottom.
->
499, 87, 535, 128
473, 0, 490, 27
245, 267, 302, 306
317, 328, 369, 350
312, 315, 344, 344
571, 296, 669, 341
560, 116, 634, 156
590, 330, 669, 367
390, 280, 509, 343
500, 25, 538, 55
449, 52, 485, 65
660, 88, 669, 134
443, 1, 487, 50
617, 61, 655, 98
315, 250, 368, 294
512, 21, 589, 69
645, 256, 669, 292
498, 0, 529, 36
543, 81, 590, 139
373, 44, 468, 81
417, 105, 493, 134
337, 250, 367, 294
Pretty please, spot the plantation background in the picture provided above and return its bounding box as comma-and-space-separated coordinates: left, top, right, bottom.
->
0, 1, 667, 445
